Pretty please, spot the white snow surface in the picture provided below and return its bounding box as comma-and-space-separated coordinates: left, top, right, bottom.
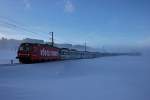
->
0, 54, 150, 100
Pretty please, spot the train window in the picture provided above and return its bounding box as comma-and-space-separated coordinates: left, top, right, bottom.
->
19, 44, 32, 51
19, 47, 24, 51
26, 47, 30, 51
60, 49, 69, 55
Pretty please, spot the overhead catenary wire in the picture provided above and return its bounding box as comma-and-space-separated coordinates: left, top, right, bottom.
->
0, 20, 48, 39
0, 16, 49, 40
0, 15, 48, 33
0, 16, 70, 44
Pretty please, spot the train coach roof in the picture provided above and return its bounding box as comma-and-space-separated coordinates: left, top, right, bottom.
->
70, 49, 77, 51
20, 43, 60, 49
60, 48, 70, 50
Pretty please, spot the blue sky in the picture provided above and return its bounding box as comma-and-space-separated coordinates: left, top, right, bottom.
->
0, 0, 150, 47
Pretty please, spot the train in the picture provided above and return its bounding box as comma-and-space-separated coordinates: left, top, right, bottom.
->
16, 43, 100, 63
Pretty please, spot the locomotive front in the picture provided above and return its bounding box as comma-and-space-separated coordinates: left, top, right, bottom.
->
16, 43, 33, 63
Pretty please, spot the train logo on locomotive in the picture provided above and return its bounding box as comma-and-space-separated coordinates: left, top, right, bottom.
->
40, 49, 58, 56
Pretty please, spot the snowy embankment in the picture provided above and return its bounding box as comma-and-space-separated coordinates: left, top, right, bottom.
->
0, 50, 19, 64
0, 53, 150, 100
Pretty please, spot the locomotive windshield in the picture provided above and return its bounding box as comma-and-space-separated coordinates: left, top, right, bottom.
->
19, 43, 32, 51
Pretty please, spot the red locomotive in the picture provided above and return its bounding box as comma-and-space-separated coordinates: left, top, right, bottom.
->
17, 43, 60, 63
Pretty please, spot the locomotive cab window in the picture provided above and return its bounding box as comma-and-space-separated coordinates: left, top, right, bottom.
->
19, 43, 32, 51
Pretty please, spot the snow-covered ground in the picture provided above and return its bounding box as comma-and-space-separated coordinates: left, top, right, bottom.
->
0, 54, 150, 100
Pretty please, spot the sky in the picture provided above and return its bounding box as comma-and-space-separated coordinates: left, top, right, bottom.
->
0, 0, 150, 48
